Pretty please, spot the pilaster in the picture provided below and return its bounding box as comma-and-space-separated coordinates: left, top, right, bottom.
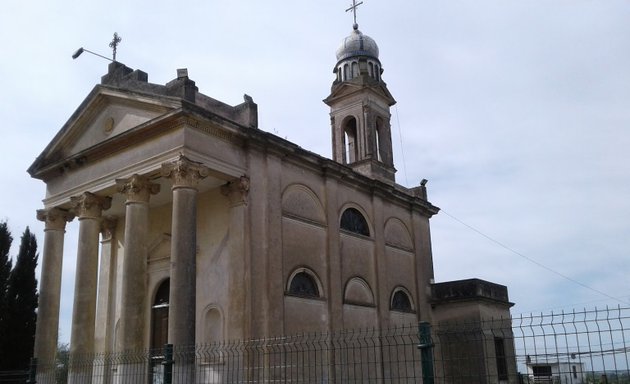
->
411, 210, 435, 322
371, 192, 389, 328
220, 176, 250, 340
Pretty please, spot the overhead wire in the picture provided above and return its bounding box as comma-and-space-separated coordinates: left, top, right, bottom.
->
388, 80, 624, 307
394, 105, 409, 186
440, 209, 626, 305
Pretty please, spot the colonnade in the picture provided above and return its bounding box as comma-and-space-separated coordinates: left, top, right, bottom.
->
32, 155, 211, 384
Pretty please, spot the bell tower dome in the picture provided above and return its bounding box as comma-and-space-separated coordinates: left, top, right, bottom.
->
324, 15, 397, 184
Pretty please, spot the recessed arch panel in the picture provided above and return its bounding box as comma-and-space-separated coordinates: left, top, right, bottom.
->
384, 217, 413, 250
344, 277, 374, 306
282, 184, 326, 225
202, 305, 224, 344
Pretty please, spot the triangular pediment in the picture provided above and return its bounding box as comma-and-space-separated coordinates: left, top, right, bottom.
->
29, 85, 182, 178
324, 81, 396, 107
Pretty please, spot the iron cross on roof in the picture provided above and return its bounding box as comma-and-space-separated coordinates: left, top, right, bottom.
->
345, 0, 364, 27
109, 32, 122, 61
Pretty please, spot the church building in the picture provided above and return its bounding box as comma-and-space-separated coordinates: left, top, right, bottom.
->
29, 9, 516, 384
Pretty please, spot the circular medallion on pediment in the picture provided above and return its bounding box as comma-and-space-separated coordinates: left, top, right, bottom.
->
103, 117, 115, 135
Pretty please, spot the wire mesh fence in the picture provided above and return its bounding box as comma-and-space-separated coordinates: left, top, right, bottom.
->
513, 305, 630, 383
9, 305, 630, 383
0, 371, 29, 384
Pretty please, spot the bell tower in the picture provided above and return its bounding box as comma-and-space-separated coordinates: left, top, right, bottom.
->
324, 10, 397, 184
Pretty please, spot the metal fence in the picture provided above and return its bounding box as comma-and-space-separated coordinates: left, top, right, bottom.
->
8, 305, 630, 384
513, 305, 630, 384
0, 371, 29, 384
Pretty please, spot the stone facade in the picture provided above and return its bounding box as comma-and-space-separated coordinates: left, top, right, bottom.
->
29, 23, 515, 384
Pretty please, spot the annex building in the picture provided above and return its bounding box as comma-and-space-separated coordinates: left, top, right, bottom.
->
29, 16, 517, 384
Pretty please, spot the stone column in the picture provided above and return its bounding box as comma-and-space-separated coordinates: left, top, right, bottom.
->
93, 217, 117, 384
34, 208, 74, 383
220, 176, 250, 341
116, 175, 160, 353
161, 156, 208, 346
95, 217, 117, 354
68, 192, 111, 384
114, 175, 159, 384
162, 156, 208, 384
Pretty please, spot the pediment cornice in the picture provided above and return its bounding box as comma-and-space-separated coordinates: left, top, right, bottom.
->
28, 85, 183, 179
324, 82, 396, 106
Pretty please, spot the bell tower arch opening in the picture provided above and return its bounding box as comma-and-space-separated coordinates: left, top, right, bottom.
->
343, 117, 359, 164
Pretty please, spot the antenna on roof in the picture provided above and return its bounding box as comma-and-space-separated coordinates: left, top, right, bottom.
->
72, 32, 121, 62
345, 0, 364, 29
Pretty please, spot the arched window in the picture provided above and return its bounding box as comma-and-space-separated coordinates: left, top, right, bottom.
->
287, 271, 320, 298
343, 63, 349, 81
351, 62, 359, 78
343, 117, 358, 164
390, 288, 414, 312
340, 208, 370, 236
151, 279, 170, 349
368, 62, 374, 78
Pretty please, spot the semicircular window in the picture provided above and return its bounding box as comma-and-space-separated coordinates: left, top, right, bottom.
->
391, 290, 413, 312
288, 272, 320, 298
340, 208, 370, 236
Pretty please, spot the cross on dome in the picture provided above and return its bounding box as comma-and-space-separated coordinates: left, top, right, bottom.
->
345, 0, 364, 29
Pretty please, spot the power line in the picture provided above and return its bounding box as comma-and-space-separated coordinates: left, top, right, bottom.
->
440, 209, 626, 305
394, 105, 409, 186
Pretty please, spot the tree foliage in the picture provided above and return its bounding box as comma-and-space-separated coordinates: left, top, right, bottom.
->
0, 221, 13, 370
55, 343, 69, 384
0, 225, 38, 371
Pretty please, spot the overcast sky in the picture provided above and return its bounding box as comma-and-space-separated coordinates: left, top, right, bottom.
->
1, 1, 629, 343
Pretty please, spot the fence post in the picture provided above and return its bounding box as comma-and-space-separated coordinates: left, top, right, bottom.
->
418, 322, 434, 384
163, 344, 173, 384
26, 357, 37, 384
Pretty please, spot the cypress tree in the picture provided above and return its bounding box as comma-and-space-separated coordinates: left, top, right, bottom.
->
4, 227, 38, 371
0, 221, 13, 371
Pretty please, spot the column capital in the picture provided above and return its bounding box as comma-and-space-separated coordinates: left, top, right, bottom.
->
161, 155, 209, 189
36, 207, 75, 231
100, 216, 118, 241
70, 192, 111, 219
116, 174, 160, 204
220, 176, 250, 206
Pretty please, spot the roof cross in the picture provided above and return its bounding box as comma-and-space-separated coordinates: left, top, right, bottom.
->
109, 32, 122, 61
345, 0, 364, 28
